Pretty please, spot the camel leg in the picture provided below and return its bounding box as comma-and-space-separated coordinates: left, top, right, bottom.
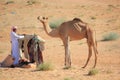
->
63, 37, 71, 68
35, 51, 39, 67
91, 32, 98, 68
24, 39, 30, 60
38, 51, 43, 63
82, 41, 92, 68
38, 45, 44, 64
34, 45, 39, 67
93, 44, 98, 68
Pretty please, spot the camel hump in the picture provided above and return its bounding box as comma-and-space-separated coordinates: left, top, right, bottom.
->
73, 18, 83, 23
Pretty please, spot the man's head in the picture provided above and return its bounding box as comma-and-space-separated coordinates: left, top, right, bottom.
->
12, 26, 17, 32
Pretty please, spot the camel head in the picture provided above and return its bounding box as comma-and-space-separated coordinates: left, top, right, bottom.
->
37, 16, 48, 23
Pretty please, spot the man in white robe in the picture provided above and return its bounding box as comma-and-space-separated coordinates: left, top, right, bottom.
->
10, 26, 24, 66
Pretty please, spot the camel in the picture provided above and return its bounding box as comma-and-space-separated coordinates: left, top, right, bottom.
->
27, 35, 44, 67
37, 16, 98, 68
18, 34, 34, 60
18, 34, 45, 67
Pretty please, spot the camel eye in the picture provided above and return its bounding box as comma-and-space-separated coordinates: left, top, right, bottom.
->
43, 17, 45, 19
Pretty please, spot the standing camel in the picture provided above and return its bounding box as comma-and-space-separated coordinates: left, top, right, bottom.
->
37, 16, 98, 68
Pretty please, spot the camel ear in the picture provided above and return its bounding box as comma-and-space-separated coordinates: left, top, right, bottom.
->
46, 17, 48, 20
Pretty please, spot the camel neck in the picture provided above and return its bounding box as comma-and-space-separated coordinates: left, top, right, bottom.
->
43, 22, 51, 35
43, 22, 59, 38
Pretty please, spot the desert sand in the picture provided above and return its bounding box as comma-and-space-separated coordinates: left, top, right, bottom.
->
0, 0, 120, 80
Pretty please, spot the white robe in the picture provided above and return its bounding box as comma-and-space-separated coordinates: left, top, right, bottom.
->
10, 31, 24, 65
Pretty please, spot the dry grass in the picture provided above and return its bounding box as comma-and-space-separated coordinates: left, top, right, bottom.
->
37, 62, 54, 71
101, 32, 119, 41
88, 68, 99, 76
49, 18, 66, 29
5, 0, 15, 5
64, 77, 73, 80
0, 0, 120, 80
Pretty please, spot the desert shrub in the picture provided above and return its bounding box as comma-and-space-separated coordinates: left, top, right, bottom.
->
90, 16, 96, 20
107, 4, 116, 11
63, 66, 71, 70
108, 4, 116, 9
64, 77, 73, 80
106, 69, 113, 74
107, 19, 116, 23
27, 0, 36, 5
88, 68, 99, 76
49, 18, 66, 29
37, 62, 53, 71
102, 32, 119, 41
5, 0, 14, 4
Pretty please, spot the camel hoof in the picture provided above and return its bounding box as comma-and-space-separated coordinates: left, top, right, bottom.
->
82, 66, 86, 68
92, 66, 96, 68
63, 66, 71, 69
82, 67, 85, 68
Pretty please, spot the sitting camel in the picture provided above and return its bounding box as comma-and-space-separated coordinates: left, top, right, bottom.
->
27, 35, 44, 66
37, 16, 98, 68
18, 34, 45, 67
18, 34, 34, 59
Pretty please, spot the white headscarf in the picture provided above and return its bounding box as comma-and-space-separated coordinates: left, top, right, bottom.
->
11, 26, 18, 31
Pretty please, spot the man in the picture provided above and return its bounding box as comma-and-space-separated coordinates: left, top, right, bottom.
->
10, 26, 24, 67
